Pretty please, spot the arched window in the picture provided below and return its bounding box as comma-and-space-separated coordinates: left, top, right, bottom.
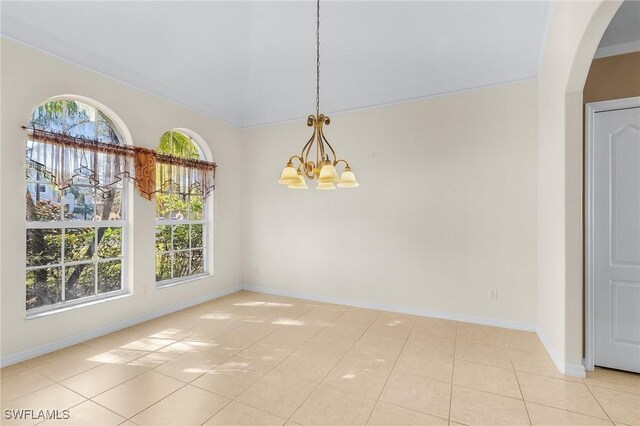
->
155, 130, 208, 285
26, 99, 128, 313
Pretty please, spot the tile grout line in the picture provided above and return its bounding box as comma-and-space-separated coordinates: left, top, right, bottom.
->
448, 321, 459, 424
96, 302, 256, 423
581, 378, 616, 423
196, 304, 342, 425
259, 307, 370, 424
21, 296, 296, 424
446, 380, 624, 424
48, 324, 227, 409
506, 333, 533, 426
507, 344, 620, 424
14, 294, 250, 394
584, 382, 640, 397
197, 305, 354, 424
283, 310, 384, 424
151, 307, 285, 385
119, 307, 288, 421
30, 388, 90, 426
5, 297, 318, 419
363, 314, 417, 425
134, 303, 319, 425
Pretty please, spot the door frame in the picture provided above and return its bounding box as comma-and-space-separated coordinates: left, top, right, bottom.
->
584, 96, 640, 371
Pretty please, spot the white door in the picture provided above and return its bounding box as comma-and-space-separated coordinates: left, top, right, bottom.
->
593, 106, 640, 373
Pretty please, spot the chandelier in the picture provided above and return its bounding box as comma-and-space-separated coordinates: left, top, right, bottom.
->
277, 0, 359, 190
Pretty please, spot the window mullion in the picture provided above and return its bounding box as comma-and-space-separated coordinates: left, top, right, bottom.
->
61, 227, 66, 302
94, 224, 99, 295
188, 222, 192, 274
170, 223, 174, 279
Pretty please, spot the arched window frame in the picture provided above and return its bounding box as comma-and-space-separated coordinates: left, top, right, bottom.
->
155, 129, 212, 287
25, 96, 130, 315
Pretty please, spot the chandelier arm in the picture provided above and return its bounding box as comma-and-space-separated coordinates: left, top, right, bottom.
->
299, 132, 315, 162
334, 159, 350, 169
318, 127, 326, 161
304, 135, 315, 162
303, 135, 317, 179
288, 155, 304, 166
320, 128, 337, 163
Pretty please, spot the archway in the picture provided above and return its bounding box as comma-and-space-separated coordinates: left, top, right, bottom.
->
536, 0, 622, 376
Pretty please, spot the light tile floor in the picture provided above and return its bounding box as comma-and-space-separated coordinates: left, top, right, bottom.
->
1, 291, 639, 426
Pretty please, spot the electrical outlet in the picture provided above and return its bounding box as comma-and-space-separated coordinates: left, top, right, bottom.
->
489, 289, 498, 300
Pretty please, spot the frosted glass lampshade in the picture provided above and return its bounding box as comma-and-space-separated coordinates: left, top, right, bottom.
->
278, 163, 300, 185
316, 180, 336, 190
288, 172, 308, 189
318, 161, 339, 183
337, 168, 359, 188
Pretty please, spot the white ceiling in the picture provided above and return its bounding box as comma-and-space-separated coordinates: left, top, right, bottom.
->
1, 1, 551, 128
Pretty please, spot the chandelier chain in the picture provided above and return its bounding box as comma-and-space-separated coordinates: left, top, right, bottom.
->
316, 0, 320, 117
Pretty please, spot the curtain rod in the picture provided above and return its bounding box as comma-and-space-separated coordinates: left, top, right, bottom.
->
22, 126, 218, 170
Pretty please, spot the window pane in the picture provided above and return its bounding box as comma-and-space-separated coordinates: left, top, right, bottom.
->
27, 229, 61, 267
173, 225, 189, 250
26, 184, 61, 221
29, 101, 65, 132
98, 260, 122, 293
190, 224, 203, 248
173, 251, 190, 279
65, 100, 97, 140
156, 193, 171, 220
96, 113, 121, 145
26, 142, 53, 181
97, 227, 122, 258
189, 194, 204, 220
65, 263, 95, 300
63, 186, 95, 221
156, 253, 172, 282
171, 194, 188, 220
64, 227, 94, 262
190, 250, 204, 275
26, 267, 62, 310
157, 131, 201, 159
25, 156, 38, 181
96, 189, 122, 221
156, 225, 171, 252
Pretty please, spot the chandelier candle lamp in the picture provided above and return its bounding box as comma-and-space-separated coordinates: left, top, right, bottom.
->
277, 0, 359, 191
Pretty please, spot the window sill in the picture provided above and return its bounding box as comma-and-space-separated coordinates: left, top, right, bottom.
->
26, 292, 132, 320
156, 272, 213, 289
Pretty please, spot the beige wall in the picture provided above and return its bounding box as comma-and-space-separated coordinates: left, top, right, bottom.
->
0, 39, 244, 361
537, 0, 621, 375
584, 52, 640, 104
242, 80, 539, 328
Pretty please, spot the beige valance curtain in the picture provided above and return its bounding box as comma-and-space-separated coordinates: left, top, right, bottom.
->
24, 127, 217, 200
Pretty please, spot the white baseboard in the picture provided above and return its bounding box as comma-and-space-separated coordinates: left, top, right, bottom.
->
536, 329, 586, 378
564, 363, 587, 377
0, 285, 241, 367
241, 285, 536, 332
